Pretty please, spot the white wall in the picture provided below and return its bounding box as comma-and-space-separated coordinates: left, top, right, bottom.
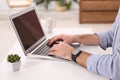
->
0, 0, 10, 10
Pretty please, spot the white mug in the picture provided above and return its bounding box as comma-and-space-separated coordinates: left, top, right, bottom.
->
40, 17, 56, 34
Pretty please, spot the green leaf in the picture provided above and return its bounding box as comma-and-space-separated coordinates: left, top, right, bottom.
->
34, 0, 78, 10
7, 54, 21, 63
66, 1, 72, 10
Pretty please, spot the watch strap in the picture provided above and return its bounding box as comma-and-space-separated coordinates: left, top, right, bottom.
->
72, 50, 82, 62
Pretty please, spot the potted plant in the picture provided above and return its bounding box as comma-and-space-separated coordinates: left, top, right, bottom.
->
7, 54, 21, 71
54, 0, 72, 12
34, 0, 51, 9
34, 0, 78, 11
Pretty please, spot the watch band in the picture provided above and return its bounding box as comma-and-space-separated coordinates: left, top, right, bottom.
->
72, 50, 82, 62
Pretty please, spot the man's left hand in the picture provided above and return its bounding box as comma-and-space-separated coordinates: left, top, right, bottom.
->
49, 42, 75, 60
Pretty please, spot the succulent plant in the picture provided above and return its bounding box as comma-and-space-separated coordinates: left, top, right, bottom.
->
7, 54, 21, 63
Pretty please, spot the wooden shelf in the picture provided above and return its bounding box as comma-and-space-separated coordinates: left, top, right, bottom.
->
80, 0, 120, 23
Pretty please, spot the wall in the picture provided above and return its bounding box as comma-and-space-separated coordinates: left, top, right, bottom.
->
0, 0, 10, 10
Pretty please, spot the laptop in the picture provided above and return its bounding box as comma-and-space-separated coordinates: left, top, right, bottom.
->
10, 7, 54, 59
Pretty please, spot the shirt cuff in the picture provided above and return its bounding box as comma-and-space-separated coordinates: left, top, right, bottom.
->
95, 33, 107, 50
87, 54, 103, 73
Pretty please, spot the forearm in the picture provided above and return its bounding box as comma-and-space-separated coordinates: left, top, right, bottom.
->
76, 51, 91, 68
74, 34, 100, 45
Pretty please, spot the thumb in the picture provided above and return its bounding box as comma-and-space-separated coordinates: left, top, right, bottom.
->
49, 51, 56, 55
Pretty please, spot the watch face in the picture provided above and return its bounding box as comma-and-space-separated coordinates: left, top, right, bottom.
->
72, 47, 81, 55
73, 49, 80, 55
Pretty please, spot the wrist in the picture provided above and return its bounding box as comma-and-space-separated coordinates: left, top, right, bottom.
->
76, 51, 91, 68
71, 47, 82, 62
72, 51, 82, 62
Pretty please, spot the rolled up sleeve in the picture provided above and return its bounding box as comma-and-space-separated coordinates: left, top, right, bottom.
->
96, 30, 113, 50
87, 7, 120, 80
87, 54, 120, 80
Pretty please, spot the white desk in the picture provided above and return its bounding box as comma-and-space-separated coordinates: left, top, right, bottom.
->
0, 28, 108, 80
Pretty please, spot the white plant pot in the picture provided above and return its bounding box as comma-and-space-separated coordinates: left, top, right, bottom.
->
8, 61, 21, 71
54, 1, 67, 12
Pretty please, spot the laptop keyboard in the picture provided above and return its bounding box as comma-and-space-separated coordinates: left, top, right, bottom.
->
32, 41, 50, 56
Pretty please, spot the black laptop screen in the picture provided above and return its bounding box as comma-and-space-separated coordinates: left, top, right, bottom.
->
12, 10, 44, 50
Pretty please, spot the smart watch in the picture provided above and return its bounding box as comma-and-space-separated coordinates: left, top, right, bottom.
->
72, 48, 82, 62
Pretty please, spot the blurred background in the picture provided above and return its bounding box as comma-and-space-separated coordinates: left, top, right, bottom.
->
1, 0, 119, 62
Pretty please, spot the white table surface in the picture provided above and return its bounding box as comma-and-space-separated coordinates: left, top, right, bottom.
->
0, 28, 108, 80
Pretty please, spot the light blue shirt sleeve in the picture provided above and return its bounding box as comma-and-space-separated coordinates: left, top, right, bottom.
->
96, 30, 113, 50
87, 28, 120, 80
87, 54, 120, 80
87, 9, 120, 80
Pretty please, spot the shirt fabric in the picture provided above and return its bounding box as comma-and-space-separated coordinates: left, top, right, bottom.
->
87, 8, 120, 80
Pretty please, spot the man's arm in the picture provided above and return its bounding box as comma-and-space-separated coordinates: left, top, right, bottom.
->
73, 29, 113, 49
48, 34, 101, 46
74, 34, 100, 45
75, 51, 120, 80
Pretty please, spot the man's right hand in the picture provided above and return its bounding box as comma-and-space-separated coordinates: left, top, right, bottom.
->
48, 34, 76, 46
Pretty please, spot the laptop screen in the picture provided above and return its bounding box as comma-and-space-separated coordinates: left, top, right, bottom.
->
12, 10, 44, 50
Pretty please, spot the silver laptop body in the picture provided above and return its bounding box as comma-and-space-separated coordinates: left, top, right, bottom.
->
9, 7, 52, 59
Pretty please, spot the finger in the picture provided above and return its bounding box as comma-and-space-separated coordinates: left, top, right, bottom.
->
48, 36, 58, 45
49, 44, 58, 51
48, 35, 63, 45
49, 50, 57, 55
64, 40, 68, 44
49, 34, 63, 45
49, 51, 55, 55
59, 42, 66, 46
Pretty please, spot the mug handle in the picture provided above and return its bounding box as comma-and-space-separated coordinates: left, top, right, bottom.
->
50, 18, 56, 29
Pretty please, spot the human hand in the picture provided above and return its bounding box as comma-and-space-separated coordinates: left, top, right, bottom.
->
49, 42, 75, 60
48, 34, 75, 46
